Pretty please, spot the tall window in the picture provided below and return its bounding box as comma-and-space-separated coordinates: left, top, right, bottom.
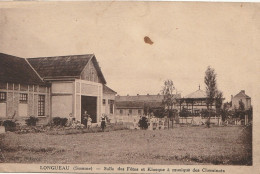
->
38, 95, 45, 116
138, 109, 142, 115
0, 92, 6, 102
129, 109, 132, 115
103, 99, 106, 105
120, 109, 123, 115
110, 100, 114, 114
20, 93, 28, 103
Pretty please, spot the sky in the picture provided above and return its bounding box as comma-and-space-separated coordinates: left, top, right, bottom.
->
0, 2, 259, 104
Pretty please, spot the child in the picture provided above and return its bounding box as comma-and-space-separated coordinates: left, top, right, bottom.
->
87, 116, 92, 129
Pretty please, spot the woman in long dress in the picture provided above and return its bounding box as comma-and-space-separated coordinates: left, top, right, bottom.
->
101, 115, 106, 132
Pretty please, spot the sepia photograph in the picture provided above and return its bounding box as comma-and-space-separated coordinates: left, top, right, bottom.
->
0, 1, 259, 173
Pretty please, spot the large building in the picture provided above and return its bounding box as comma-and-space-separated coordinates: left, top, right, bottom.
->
231, 90, 251, 110
115, 94, 180, 116
0, 53, 116, 124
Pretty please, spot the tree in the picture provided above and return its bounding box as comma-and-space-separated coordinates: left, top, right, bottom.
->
215, 90, 223, 115
161, 80, 176, 128
221, 102, 229, 122
238, 100, 245, 119
204, 66, 218, 127
138, 116, 148, 129
239, 100, 245, 111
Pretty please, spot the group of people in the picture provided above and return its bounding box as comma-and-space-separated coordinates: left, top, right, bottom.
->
68, 111, 107, 131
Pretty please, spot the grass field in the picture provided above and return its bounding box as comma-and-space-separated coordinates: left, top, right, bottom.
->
0, 126, 252, 165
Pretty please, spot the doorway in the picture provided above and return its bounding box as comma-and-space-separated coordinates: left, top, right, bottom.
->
81, 96, 97, 123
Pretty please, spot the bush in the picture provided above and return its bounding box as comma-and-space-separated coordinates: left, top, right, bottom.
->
25, 116, 39, 126
52, 117, 68, 127
3, 120, 16, 132
138, 116, 148, 130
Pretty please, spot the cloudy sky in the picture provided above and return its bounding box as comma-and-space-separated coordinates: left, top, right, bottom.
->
0, 2, 259, 103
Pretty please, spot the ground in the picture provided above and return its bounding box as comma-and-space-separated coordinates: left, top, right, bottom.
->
0, 126, 252, 165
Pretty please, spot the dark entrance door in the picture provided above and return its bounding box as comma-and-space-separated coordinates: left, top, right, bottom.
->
81, 96, 97, 123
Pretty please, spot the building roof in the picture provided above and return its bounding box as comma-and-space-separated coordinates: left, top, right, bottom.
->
0, 53, 45, 85
27, 54, 106, 84
115, 101, 163, 109
103, 85, 117, 94
184, 89, 207, 99
115, 101, 144, 109
115, 94, 180, 102
233, 90, 250, 99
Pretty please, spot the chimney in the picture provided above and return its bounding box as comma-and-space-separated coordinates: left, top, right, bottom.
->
137, 94, 139, 96
147, 93, 149, 96
231, 95, 233, 101
241, 90, 245, 94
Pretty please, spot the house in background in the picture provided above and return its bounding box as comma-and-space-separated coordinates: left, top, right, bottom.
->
115, 93, 180, 116
231, 90, 251, 110
0, 53, 116, 124
115, 101, 145, 116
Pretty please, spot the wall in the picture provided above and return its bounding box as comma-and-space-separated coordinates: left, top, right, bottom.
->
51, 82, 74, 118
0, 103, 6, 117
0, 82, 50, 120
115, 108, 143, 116
80, 59, 100, 83
103, 93, 116, 116
232, 97, 251, 110
52, 95, 73, 118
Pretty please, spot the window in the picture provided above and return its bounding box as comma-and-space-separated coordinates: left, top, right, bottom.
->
129, 109, 132, 115
120, 109, 123, 115
103, 99, 106, 105
138, 109, 142, 115
110, 100, 114, 114
20, 93, 28, 103
0, 92, 6, 102
38, 95, 45, 116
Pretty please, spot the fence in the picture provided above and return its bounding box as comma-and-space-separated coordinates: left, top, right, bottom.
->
107, 114, 250, 130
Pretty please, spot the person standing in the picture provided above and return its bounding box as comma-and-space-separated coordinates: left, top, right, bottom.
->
82, 110, 89, 127
101, 114, 106, 132
87, 116, 92, 129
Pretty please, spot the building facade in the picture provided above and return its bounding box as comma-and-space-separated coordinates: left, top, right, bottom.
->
0, 53, 116, 124
231, 90, 251, 110
115, 94, 180, 117
102, 85, 117, 117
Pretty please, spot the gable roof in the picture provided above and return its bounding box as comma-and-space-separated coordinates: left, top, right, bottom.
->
234, 90, 250, 99
0, 53, 44, 85
185, 89, 207, 99
103, 85, 117, 94
27, 54, 106, 84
